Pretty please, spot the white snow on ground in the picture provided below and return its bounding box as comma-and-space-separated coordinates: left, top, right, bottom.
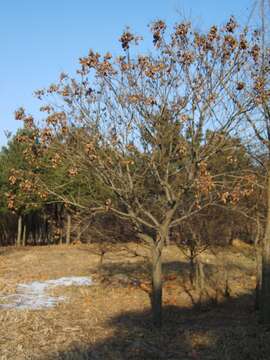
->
0, 276, 93, 310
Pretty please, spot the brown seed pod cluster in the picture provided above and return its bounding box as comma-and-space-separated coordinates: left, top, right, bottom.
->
251, 44, 260, 62
151, 20, 166, 46
14, 107, 25, 120
119, 31, 135, 50
225, 17, 237, 33
175, 22, 190, 39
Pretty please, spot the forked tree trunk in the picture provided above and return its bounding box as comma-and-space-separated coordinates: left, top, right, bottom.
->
140, 228, 169, 327
151, 244, 163, 327
260, 171, 270, 323
16, 215, 22, 246
66, 214, 71, 245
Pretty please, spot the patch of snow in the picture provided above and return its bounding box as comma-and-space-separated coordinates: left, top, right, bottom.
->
0, 276, 93, 310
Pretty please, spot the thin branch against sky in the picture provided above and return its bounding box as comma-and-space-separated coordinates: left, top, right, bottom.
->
0, 0, 258, 146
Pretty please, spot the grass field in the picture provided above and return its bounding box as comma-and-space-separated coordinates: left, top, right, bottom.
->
0, 242, 269, 360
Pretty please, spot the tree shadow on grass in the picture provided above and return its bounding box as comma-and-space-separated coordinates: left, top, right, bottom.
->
43, 292, 270, 360
98, 259, 247, 284
100, 260, 192, 276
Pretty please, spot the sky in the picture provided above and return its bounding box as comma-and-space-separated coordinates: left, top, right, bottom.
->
0, 0, 261, 147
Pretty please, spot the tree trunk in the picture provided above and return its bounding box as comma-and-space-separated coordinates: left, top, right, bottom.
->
66, 214, 71, 245
195, 256, 205, 292
139, 229, 169, 327
260, 170, 270, 323
22, 225, 26, 246
255, 214, 262, 310
16, 215, 22, 246
59, 228, 63, 245
77, 223, 81, 242
189, 257, 196, 286
255, 248, 262, 310
151, 243, 163, 328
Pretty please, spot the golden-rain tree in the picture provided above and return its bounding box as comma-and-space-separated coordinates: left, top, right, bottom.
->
229, 27, 270, 323
16, 18, 256, 326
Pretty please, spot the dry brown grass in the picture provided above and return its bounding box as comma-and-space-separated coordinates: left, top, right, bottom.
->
0, 242, 269, 360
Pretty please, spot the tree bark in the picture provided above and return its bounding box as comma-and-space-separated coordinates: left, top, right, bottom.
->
260, 170, 270, 323
77, 223, 81, 243
66, 214, 71, 245
16, 215, 22, 246
151, 242, 163, 328
59, 228, 63, 245
138, 229, 168, 327
255, 248, 262, 310
22, 224, 26, 246
255, 214, 262, 310
195, 256, 205, 292
189, 256, 196, 286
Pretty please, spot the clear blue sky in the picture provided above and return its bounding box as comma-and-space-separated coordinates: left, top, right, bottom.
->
0, 0, 259, 146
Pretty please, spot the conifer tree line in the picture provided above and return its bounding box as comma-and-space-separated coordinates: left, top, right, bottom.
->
1, 17, 270, 325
